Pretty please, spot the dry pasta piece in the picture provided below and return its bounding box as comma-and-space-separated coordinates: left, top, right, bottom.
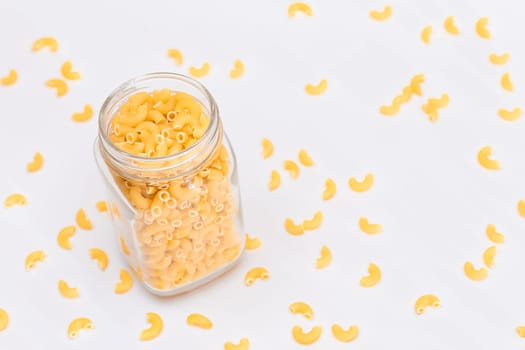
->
475, 17, 491, 39
186, 313, 213, 329
32, 37, 58, 52
348, 173, 374, 192
369, 5, 392, 21
57, 225, 76, 250
292, 325, 322, 345
261, 138, 274, 159
414, 294, 440, 314
358, 217, 382, 234
4, 193, 27, 207
464, 261, 488, 281
500, 73, 514, 92
477, 146, 500, 170
45, 78, 68, 96
305, 79, 327, 95
379, 104, 400, 116
359, 263, 381, 287
288, 2, 312, 17
189, 62, 210, 78
268, 170, 281, 191
76, 208, 93, 230
517, 326, 525, 338
489, 52, 510, 65
483, 246, 497, 268
67, 317, 93, 339
89, 248, 108, 271
224, 338, 250, 350
244, 267, 270, 286
444, 16, 460, 35
298, 149, 314, 166
0, 309, 8, 332
115, 269, 133, 294
498, 107, 521, 121
486, 224, 505, 244
322, 178, 336, 200
27, 152, 44, 172
283, 160, 300, 179
140, 312, 163, 341
167, 49, 183, 65
229, 59, 244, 79
96, 200, 108, 212
72, 104, 94, 122
285, 218, 304, 235
518, 200, 525, 218
245, 234, 261, 250
61, 61, 81, 80
331, 324, 359, 343
289, 302, 314, 319
316, 245, 332, 269
421, 25, 432, 44
25, 250, 46, 271
410, 74, 425, 95
1, 69, 18, 86
303, 211, 323, 230
58, 280, 79, 299
119, 235, 130, 256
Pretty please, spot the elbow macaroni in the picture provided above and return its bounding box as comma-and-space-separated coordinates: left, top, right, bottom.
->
369, 5, 392, 21
245, 234, 261, 250
486, 224, 505, 243
140, 312, 163, 341
285, 218, 304, 235
292, 325, 322, 345
298, 149, 314, 166
464, 261, 488, 281
229, 59, 244, 79
518, 200, 525, 218
186, 313, 213, 329
483, 246, 497, 268
421, 25, 432, 44
72, 104, 94, 122
517, 326, 525, 338
76, 208, 93, 230
498, 107, 521, 121
27, 152, 44, 172
32, 37, 58, 52
283, 160, 300, 179
477, 146, 500, 170
331, 324, 359, 343
57, 225, 76, 250
261, 138, 274, 159
167, 49, 183, 65
303, 210, 323, 230
475, 17, 491, 39
268, 170, 281, 191
244, 267, 270, 286
61, 60, 81, 80
322, 178, 336, 200
189, 62, 210, 78
489, 52, 509, 65
67, 317, 93, 339
115, 269, 133, 294
414, 294, 440, 314
0, 309, 8, 332
305, 79, 327, 95
89, 248, 109, 271
359, 263, 381, 287
5, 193, 27, 207
289, 302, 314, 319
96, 200, 108, 212
422, 93, 449, 122
348, 173, 374, 192
45, 78, 68, 96
224, 338, 250, 350
58, 280, 79, 299
119, 235, 131, 256
316, 245, 332, 269
358, 217, 382, 234
444, 16, 460, 34
288, 2, 312, 17
500, 73, 513, 92
1, 69, 18, 86
25, 250, 46, 271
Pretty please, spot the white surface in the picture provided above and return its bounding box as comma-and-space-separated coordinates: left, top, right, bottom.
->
1, 0, 525, 349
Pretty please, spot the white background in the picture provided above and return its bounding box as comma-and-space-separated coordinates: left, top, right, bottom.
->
1, 0, 525, 349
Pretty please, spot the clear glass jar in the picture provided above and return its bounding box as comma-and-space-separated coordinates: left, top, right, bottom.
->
94, 72, 244, 296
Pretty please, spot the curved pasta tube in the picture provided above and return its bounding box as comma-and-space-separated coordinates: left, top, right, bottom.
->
89, 248, 109, 271
67, 317, 93, 339
348, 173, 374, 192
244, 267, 270, 286
444, 16, 460, 34
72, 104, 93, 122
285, 218, 304, 235
483, 246, 497, 268
1, 69, 18, 86
289, 302, 314, 319
477, 146, 500, 170
25, 250, 46, 271
57, 225, 76, 250
115, 269, 133, 294
288, 2, 312, 17
358, 217, 382, 234
224, 338, 250, 350
498, 107, 521, 121
32, 37, 58, 52
245, 234, 261, 250
303, 211, 323, 231
268, 170, 281, 191
322, 178, 336, 200
379, 103, 400, 116
331, 324, 359, 342
489, 52, 509, 65
61, 61, 81, 80
298, 149, 314, 166
4, 193, 27, 207
316, 245, 332, 269
45, 78, 68, 96
464, 261, 488, 281
229, 59, 244, 79
189, 62, 210, 78
500, 73, 513, 92
518, 200, 525, 218
486, 224, 505, 243
517, 326, 525, 338
76, 208, 93, 230
167, 48, 183, 65
428, 94, 449, 108
140, 312, 163, 341
58, 280, 79, 299
119, 235, 131, 256
261, 138, 274, 159
283, 160, 300, 179
292, 325, 322, 345
96, 200, 107, 212
305, 79, 327, 96
414, 294, 440, 314
27, 152, 44, 172
0, 308, 8, 332
369, 5, 392, 21
410, 74, 425, 95
186, 313, 213, 329
359, 263, 381, 287
421, 25, 432, 44
475, 17, 491, 39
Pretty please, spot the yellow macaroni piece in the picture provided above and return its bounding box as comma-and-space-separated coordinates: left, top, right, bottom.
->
298, 149, 314, 166
359, 263, 381, 287
58, 280, 79, 299
414, 294, 440, 314
517, 326, 525, 338
119, 235, 130, 256
261, 138, 274, 159
518, 200, 525, 218
305, 79, 327, 96
45, 78, 68, 96
27, 152, 44, 172
358, 217, 382, 234
444, 16, 460, 35
498, 107, 521, 121
483, 246, 497, 268
96, 200, 108, 212
189, 62, 210, 78
331, 324, 359, 343
486, 224, 505, 244
245, 234, 261, 250
322, 178, 336, 200
421, 25, 432, 44
500, 73, 513, 92
229, 59, 244, 79
186, 313, 213, 329
316, 245, 332, 269
379, 104, 400, 116
57, 225, 76, 250
140, 312, 163, 341
288, 2, 312, 17
369, 5, 392, 21
422, 93, 449, 122
285, 218, 304, 235
32, 37, 58, 52
72, 104, 94, 122
489, 52, 510, 65
76, 208, 93, 230
114, 269, 133, 294
0, 308, 8, 332
244, 267, 270, 286
25, 250, 46, 271
380, 74, 424, 116
67, 317, 93, 339
477, 146, 500, 170
1, 69, 18, 86
5, 193, 27, 207
464, 261, 488, 281
224, 338, 250, 350
303, 210, 323, 230
167, 48, 183, 65
289, 302, 314, 319
61, 60, 81, 80
348, 173, 374, 192
268, 170, 281, 191
283, 160, 300, 179
292, 325, 322, 345
89, 248, 108, 271
475, 17, 491, 39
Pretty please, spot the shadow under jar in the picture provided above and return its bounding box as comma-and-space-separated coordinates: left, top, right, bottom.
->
94, 73, 244, 296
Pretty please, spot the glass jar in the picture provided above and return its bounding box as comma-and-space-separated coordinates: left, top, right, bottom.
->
94, 72, 244, 296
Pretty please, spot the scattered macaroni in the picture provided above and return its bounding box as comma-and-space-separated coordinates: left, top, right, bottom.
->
45, 78, 68, 96
4, 193, 27, 207
414, 294, 440, 314
421, 25, 432, 44
422, 93, 449, 122
268, 170, 281, 191
517, 326, 525, 338
285, 218, 304, 235
244, 267, 270, 286
1, 69, 18, 86
369, 5, 392, 21
464, 261, 488, 281
500, 73, 514, 92
229, 59, 244, 79
189, 62, 210, 78
27, 152, 44, 172
475, 17, 491, 39
316, 245, 332, 269
331, 324, 359, 343
72, 104, 94, 122
298, 149, 314, 166
322, 178, 336, 200
61, 61, 81, 80
32, 37, 58, 52
283, 160, 300, 179
57, 225, 76, 250
477, 146, 500, 170
292, 325, 322, 345
358, 217, 383, 234
303, 210, 323, 230
76, 208, 93, 230
483, 246, 497, 268
518, 200, 525, 218
489, 52, 510, 65
486, 224, 505, 244
288, 2, 312, 17
224, 338, 250, 350
67, 317, 93, 339
115, 269, 133, 294
444, 16, 460, 35
89, 248, 109, 271
25, 250, 46, 271
305, 79, 327, 95
245, 234, 261, 250
289, 302, 314, 319
498, 107, 521, 121
261, 138, 274, 159
0, 309, 8, 332
359, 263, 381, 287
140, 312, 163, 341
119, 235, 131, 256
348, 173, 374, 192
58, 280, 79, 299
96, 200, 108, 212
167, 49, 183, 65
187, 313, 213, 329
